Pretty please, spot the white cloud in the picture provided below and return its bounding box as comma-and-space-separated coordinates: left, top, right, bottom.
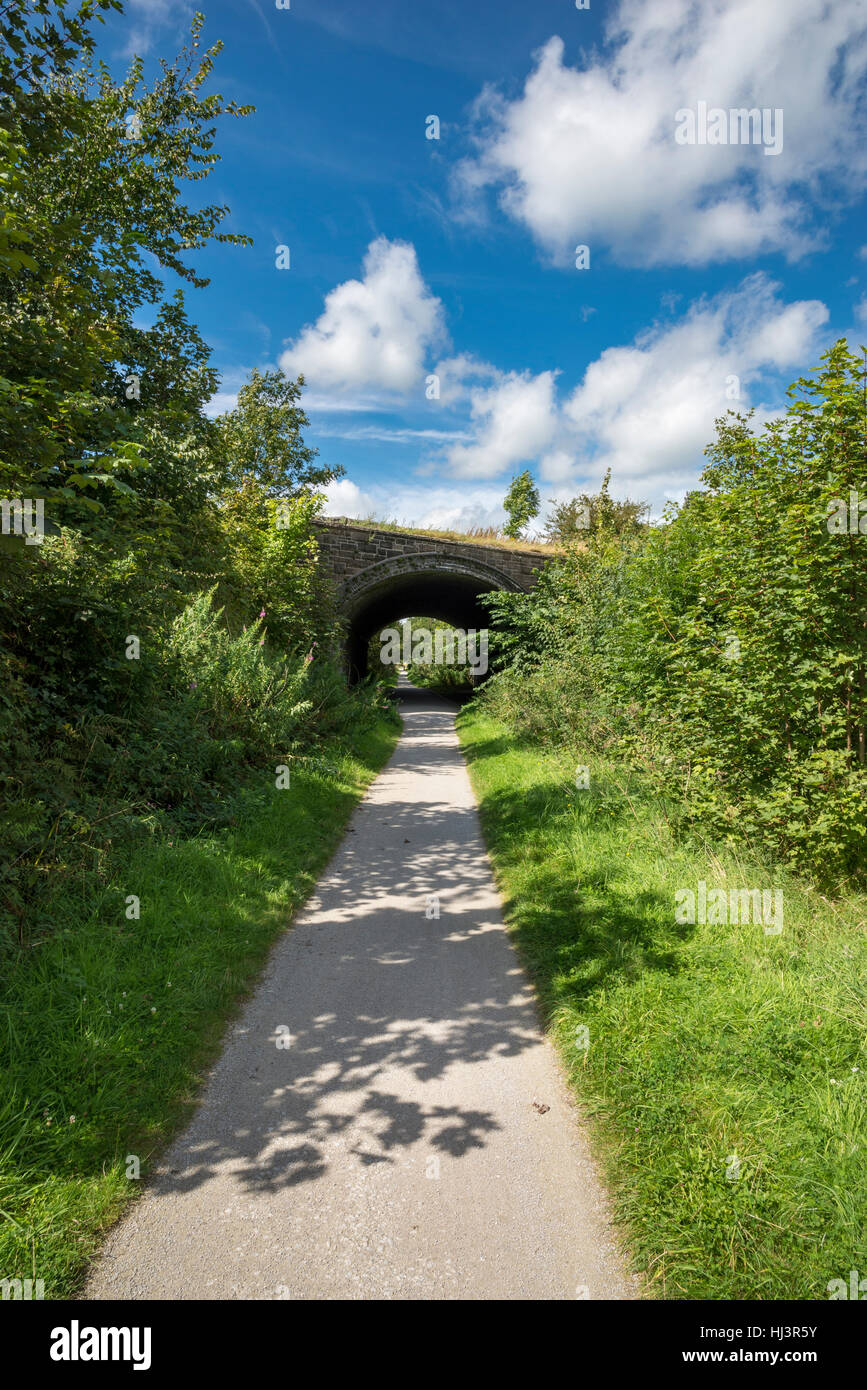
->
855, 296, 867, 327
429, 354, 500, 406
456, 0, 867, 266
322, 478, 508, 532
301, 391, 398, 414
280, 238, 446, 394
560, 275, 828, 499
444, 370, 558, 479
538, 450, 577, 485
313, 273, 829, 512
749, 300, 830, 367
227, 249, 831, 518
321, 478, 379, 519
203, 391, 239, 419
315, 425, 473, 444
121, 0, 193, 58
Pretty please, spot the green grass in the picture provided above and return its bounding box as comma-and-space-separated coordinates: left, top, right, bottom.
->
458, 705, 867, 1300
0, 719, 398, 1298
317, 514, 556, 554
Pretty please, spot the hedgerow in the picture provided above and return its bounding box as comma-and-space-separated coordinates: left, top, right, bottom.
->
482, 342, 867, 888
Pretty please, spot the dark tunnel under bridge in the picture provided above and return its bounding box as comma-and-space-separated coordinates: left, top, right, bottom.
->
311, 520, 549, 684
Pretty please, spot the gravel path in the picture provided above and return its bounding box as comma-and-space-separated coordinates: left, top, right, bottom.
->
85, 679, 637, 1301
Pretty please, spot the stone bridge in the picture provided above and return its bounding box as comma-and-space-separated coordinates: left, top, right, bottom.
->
313, 517, 550, 680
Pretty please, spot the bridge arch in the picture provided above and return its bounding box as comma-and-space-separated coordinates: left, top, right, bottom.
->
342, 551, 523, 682
311, 518, 548, 682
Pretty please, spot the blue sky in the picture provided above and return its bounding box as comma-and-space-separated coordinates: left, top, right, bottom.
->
102, 0, 867, 530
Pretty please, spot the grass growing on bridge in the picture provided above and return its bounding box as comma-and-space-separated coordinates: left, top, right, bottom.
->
458, 705, 867, 1301
320, 514, 557, 553
0, 719, 398, 1300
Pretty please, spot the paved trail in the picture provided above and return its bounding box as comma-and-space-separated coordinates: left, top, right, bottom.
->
86, 680, 636, 1301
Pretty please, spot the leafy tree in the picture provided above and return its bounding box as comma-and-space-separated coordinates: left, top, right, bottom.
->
0, 4, 370, 961
214, 369, 340, 497
502, 469, 540, 538
481, 342, 867, 885
0, 3, 262, 729
211, 369, 344, 650
216, 487, 337, 653
544, 468, 649, 544
0, 4, 253, 548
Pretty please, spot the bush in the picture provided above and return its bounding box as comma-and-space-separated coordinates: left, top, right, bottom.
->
480, 342, 867, 888
0, 578, 391, 955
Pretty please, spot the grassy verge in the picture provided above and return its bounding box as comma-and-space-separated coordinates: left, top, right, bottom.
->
0, 718, 398, 1298
458, 705, 867, 1300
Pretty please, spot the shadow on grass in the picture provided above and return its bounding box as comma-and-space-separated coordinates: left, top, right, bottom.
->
469, 774, 691, 1018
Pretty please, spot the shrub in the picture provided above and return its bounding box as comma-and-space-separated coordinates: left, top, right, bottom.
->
480, 342, 867, 887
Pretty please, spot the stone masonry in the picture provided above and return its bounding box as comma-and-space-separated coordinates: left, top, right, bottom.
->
313, 517, 548, 611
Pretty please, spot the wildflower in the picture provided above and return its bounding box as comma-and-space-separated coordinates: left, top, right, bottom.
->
259, 609, 266, 619
151, 1007, 156, 1014
69, 1114, 76, 1123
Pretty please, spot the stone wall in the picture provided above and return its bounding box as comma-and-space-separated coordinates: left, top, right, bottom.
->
313, 518, 548, 602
